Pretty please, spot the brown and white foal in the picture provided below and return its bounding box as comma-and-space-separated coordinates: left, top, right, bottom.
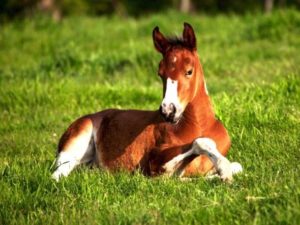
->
52, 23, 242, 182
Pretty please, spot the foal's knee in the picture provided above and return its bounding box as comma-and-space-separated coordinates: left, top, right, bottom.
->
193, 137, 216, 154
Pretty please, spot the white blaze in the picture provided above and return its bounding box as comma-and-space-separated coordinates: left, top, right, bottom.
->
161, 78, 184, 120
163, 78, 179, 106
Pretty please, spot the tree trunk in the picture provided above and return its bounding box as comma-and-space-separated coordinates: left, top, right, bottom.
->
112, 0, 128, 17
180, 0, 193, 13
38, 0, 61, 21
264, 0, 274, 13
278, 0, 286, 7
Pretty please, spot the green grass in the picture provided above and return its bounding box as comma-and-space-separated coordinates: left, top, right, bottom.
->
1, 9, 300, 225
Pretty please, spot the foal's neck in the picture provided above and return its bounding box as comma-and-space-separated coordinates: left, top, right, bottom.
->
177, 60, 216, 136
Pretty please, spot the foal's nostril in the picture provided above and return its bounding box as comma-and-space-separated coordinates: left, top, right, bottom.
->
159, 105, 164, 115
169, 103, 176, 114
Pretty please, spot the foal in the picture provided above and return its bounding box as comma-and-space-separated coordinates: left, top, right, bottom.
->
52, 23, 242, 182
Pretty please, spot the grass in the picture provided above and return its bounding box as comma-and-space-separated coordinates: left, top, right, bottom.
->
1, 9, 300, 225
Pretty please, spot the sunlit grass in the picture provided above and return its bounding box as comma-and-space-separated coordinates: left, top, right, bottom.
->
0, 9, 299, 225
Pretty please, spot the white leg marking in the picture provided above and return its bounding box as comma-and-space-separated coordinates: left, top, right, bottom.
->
205, 162, 243, 180
52, 129, 94, 181
161, 138, 242, 182
52, 151, 78, 181
162, 149, 194, 176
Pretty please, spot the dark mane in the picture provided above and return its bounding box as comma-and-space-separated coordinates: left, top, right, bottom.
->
167, 36, 184, 45
166, 36, 191, 49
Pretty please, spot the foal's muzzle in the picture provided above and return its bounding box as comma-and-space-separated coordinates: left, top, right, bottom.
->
159, 103, 178, 123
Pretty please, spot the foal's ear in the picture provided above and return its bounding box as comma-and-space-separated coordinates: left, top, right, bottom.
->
183, 22, 196, 50
153, 27, 169, 54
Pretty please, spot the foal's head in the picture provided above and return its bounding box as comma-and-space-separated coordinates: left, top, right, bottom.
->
153, 23, 203, 123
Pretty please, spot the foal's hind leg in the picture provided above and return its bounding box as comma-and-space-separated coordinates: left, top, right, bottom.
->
52, 117, 94, 181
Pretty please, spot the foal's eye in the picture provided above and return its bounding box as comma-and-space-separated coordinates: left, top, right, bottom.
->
185, 69, 193, 76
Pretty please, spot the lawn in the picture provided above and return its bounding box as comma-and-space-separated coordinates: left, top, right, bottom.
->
0, 9, 300, 225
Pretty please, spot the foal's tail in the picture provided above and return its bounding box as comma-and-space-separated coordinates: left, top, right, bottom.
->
52, 116, 95, 181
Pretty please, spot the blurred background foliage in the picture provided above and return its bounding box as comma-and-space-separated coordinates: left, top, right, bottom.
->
1, 0, 300, 22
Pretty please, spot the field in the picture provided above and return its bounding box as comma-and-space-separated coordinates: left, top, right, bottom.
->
0, 9, 300, 225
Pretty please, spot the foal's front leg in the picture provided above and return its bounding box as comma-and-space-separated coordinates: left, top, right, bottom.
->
192, 138, 233, 182
163, 137, 242, 182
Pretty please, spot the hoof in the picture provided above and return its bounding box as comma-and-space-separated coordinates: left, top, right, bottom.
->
231, 162, 243, 175
51, 173, 60, 182
217, 158, 233, 183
